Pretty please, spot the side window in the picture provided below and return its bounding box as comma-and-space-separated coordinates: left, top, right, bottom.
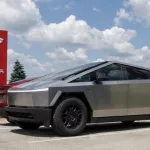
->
96, 63, 122, 81
123, 66, 149, 80
72, 71, 96, 82
72, 63, 122, 82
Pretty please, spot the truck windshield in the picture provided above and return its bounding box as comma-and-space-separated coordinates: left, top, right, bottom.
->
32, 61, 107, 81
14, 61, 107, 90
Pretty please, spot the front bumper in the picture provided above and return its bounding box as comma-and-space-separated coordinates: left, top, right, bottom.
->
5, 107, 52, 127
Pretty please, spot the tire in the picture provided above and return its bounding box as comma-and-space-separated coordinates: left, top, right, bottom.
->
7, 118, 16, 125
52, 97, 88, 136
122, 121, 135, 124
17, 122, 40, 130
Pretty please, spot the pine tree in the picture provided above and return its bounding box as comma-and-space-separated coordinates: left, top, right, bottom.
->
10, 60, 27, 83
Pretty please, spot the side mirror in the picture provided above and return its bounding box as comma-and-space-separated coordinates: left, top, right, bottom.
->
94, 73, 109, 84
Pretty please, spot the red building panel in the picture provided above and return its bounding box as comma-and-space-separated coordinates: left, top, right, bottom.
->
0, 30, 8, 86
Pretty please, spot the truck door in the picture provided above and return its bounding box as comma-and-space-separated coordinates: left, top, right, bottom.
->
122, 65, 150, 116
92, 63, 128, 118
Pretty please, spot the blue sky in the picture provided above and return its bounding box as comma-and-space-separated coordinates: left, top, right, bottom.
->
1, 0, 150, 78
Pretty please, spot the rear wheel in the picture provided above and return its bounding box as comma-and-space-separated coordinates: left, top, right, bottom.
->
122, 121, 135, 124
17, 122, 40, 130
52, 97, 88, 136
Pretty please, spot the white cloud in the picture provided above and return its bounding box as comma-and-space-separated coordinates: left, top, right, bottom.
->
46, 48, 88, 62
9, 45, 150, 79
25, 15, 136, 57
3, 0, 150, 77
8, 49, 52, 79
65, 1, 74, 9
115, 0, 150, 26
8, 48, 89, 79
93, 7, 100, 12
93, 58, 104, 62
46, 48, 89, 70
33, 0, 52, 2
0, 0, 138, 58
0, 0, 42, 35
104, 45, 150, 69
114, 8, 133, 25
16, 35, 32, 49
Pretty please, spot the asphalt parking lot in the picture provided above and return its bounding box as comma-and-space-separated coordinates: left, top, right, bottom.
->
1, 118, 150, 150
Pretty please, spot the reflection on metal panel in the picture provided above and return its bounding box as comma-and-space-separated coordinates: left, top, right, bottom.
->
50, 90, 62, 107
92, 81, 128, 117
127, 81, 150, 115
93, 109, 127, 117
8, 90, 49, 107
32, 91, 49, 106
127, 108, 150, 115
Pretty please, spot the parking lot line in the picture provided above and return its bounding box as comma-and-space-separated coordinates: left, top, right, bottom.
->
28, 127, 150, 144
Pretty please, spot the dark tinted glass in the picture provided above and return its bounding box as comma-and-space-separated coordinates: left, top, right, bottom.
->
96, 64, 122, 81
15, 62, 107, 90
72, 71, 96, 82
124, 66, 149, 80
73, 63, 122, 82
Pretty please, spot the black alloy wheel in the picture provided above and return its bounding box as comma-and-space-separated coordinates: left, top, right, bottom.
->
62, 104, 82, 129
52, 97, 88, 136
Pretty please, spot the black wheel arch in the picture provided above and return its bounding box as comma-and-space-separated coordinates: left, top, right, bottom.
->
52, 92, 92, 123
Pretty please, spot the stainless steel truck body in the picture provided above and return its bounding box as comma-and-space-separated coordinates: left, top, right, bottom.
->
6, 61, 150, 136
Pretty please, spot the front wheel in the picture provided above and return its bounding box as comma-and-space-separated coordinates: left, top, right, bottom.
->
7, 118, 15, 125
52, 97, 88, 136
17, 122, 40, 130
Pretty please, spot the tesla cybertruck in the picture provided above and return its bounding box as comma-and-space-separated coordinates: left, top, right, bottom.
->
5, 61, 150, 136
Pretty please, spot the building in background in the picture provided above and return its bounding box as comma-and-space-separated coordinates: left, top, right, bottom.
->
0, 30, 7, 86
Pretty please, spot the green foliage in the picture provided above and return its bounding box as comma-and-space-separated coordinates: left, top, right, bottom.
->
10, 60, 27, 83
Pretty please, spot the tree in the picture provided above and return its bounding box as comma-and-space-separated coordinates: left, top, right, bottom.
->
10, 60, 27, 83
